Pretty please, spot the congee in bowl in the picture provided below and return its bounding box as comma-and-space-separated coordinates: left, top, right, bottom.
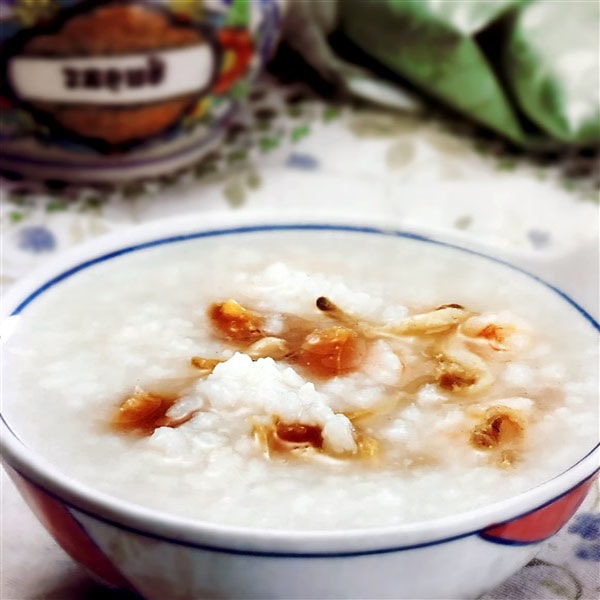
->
3, 224, 598, 531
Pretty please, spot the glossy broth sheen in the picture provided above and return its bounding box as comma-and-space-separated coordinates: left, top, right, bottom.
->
4, 229, 598, 530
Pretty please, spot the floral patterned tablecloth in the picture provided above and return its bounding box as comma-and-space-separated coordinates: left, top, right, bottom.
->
1, 76, 599, 600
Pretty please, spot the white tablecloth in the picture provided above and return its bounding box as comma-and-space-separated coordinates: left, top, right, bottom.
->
2, 80, 599, 600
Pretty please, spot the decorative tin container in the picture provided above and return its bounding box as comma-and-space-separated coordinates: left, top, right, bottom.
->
0, 0, 285, 182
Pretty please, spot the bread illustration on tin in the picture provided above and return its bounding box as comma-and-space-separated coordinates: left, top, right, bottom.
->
3, 0, 254, 152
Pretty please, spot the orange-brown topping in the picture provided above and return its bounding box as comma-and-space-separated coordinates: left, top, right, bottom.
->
276, 422, 324, 448
252, 418, 384, 461
112, 388, 191, 435
436, 354, 479, 391
190, 356, 223, 372
209, 299, 264, 343
252, 419, 324, 457
355, 432, 380, 460
296, 326, 367, 377
207, 297, 369, 378
438, 368, 478, 391
470, 407, 525, 450
477, 324, 508, 351
113, 294, 535, 471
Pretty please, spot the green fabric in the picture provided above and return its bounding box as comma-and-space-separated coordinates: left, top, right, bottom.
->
329, 0, 600, 147
504, 0, 600, 144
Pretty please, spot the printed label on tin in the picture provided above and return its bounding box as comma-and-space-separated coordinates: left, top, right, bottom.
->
9, 46, 215, 105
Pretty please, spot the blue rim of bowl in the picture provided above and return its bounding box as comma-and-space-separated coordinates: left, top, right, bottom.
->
8, 224, 600, 328
2, 223, 599, 556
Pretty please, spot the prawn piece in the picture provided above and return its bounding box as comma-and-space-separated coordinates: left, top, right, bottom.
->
316, 295, 461, 339
435, 338, 494, 395
316, 296, 468, 338
252, 417, 379, 462
382, 305, 470, 336
316, 296, 361, 327
316, 296, 385, 339
470, 406, 525, 451
252, 418, 324, 458
460, 314, 531, 353
247, 336, 290, 360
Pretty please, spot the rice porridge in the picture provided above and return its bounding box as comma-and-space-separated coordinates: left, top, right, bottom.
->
3, 228, 598, 530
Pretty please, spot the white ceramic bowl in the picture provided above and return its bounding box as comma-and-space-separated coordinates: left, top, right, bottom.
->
1, 214, 598, 600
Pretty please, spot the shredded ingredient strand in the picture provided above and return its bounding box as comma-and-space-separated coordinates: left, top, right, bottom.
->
385, 306, 470, 335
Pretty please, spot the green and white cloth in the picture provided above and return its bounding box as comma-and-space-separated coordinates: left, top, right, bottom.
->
284, 0, 600, 148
